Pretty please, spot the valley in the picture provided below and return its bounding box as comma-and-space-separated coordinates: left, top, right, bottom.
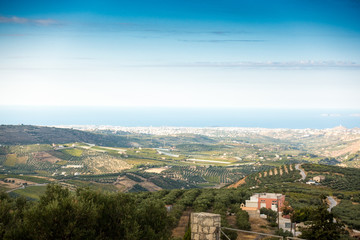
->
1, 124, 360, 238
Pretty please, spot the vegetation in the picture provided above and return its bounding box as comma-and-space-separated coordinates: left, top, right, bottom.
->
332, 200, 360, 230
300, 205, 348, 240
260, 207, 278, 227
0, 125, 131, 147
302, 163, 360, 191
0, 184, 173, 240
244, 164, 301, 187
235, 209, 251, 230
9, 186, 48, 201
2, 125, 360, 238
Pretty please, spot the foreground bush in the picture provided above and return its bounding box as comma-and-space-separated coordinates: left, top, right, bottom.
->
0, 185, 173, 240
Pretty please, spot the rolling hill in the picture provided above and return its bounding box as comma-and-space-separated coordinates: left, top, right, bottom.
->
0, 125, 132, 147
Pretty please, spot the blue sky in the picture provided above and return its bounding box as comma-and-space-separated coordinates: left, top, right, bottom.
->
1, 0, 360, 109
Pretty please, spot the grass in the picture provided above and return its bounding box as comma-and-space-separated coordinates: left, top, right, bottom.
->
203, 176, 220, 183
12, 185, 48, 201
62, 148, 83, 157
55, 160, 68, 165
4, 154, 17, 166
4, 154, 28, 166
196, 182, 217, 188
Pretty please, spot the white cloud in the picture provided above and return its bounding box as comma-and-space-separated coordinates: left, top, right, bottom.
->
0, 16, 58, 26
185, 61, 360, 69
321, 114, 341, 117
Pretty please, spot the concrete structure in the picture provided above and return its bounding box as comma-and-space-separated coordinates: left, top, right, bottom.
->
191, 212, 221, 240
240, 203, 259, 216
313, 175, 325, 183
306, 180, 316, 185
279, 215, 294, 233
245, 193, 285, 211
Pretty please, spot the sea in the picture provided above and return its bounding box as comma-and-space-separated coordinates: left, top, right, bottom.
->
0, 106, 359, 129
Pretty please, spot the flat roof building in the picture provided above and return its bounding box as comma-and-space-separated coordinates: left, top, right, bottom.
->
245, 193, 285, 211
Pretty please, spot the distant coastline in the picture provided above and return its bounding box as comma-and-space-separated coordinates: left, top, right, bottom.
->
0, 106, 359, 129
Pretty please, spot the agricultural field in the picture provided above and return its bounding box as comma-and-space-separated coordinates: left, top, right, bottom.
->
0, 136, 353, 193
1, 125, 360, 198
9, 185, 48, 201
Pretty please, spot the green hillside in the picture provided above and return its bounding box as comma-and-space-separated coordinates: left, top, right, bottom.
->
0, 125, 131, 147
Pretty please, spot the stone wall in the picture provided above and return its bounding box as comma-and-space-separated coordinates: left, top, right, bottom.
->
191, 212, 221, 240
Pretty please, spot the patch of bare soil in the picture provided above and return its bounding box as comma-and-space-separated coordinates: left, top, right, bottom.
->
250, 216, 271, 232
225, 216, 252, 240
227, 176, 247, 188
0, 178, 37, 190
145, 167, 167, 173
225, 214, 274, 240
139, 181, 162, 192
31, 176, 56, 182
325, 140, 360, 158
289, 165, 293, 171
0, 181, 19, 189
283, 165, 289, 174
172, 211, 191, 238
33, 152, 62, 163
17, 156, 28, 164
114, 176, 162, 192
114, 176, 137, 191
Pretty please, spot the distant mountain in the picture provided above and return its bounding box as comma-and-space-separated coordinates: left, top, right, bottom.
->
0, 125, 131, 147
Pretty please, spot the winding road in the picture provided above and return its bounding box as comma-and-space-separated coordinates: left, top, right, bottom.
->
327, 196, 338, 212
294, 164, 338, 215
295, 164, 306, 181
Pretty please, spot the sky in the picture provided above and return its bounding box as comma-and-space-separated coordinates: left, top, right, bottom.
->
1, 0, 360, 109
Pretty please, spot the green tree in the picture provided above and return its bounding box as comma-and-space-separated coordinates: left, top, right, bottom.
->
300, 206, 347, 240
236, 209, 251, 230
24, 185, 97, 240
136, 198, 172, 240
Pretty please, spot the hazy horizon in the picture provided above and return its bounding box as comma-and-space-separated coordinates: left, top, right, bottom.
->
1, 0, 360, 111
1, 106, 359, 129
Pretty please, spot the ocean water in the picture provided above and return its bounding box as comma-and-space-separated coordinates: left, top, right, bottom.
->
0, 106, 359, 129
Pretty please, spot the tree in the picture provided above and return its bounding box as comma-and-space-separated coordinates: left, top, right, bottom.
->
136, 198, 172, 240
24, 185, 97, 240
281, 201, 293, 216
281, 201, 294, 233
300, 206, 347, 240
236, 209, 251, 230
